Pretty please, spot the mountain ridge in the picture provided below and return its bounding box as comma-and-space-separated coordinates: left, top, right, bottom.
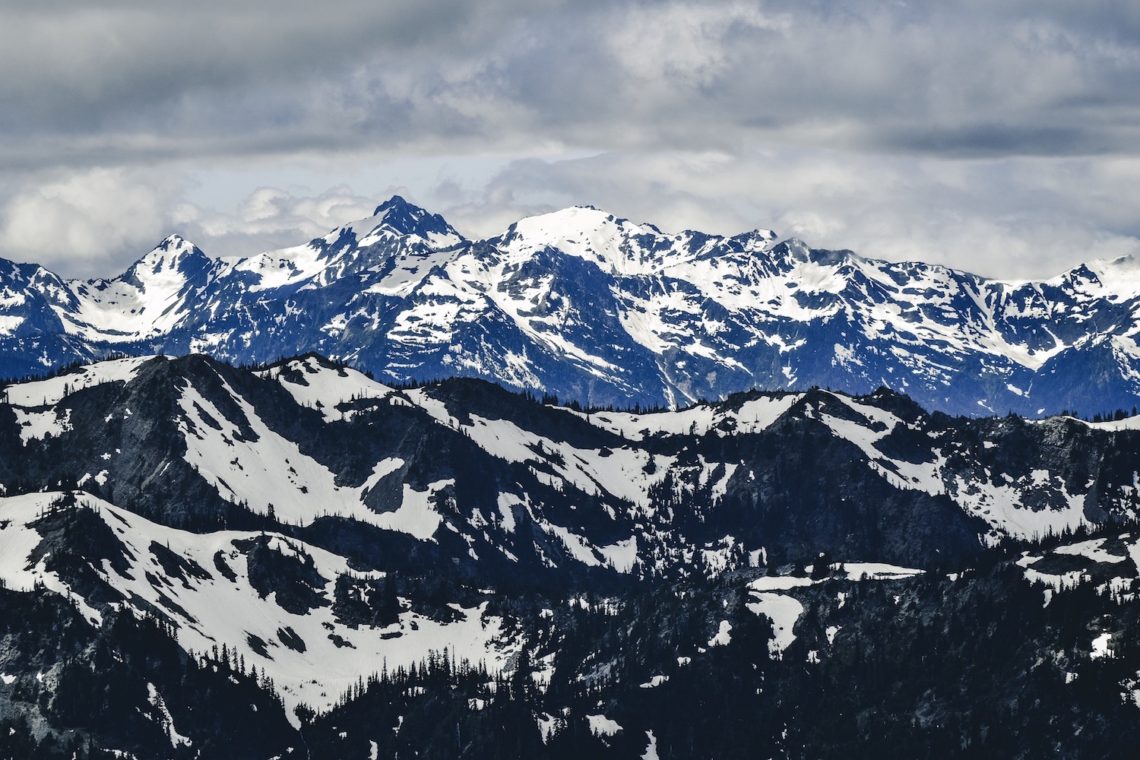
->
2, 352, 1140, 756
2, 197, 1140, 416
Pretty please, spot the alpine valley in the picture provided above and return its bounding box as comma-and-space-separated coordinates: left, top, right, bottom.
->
1, 352, 1140, 757
3, 197, 1140, 417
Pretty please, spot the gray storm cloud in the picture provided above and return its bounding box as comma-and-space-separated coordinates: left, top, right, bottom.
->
0, 0, 1138, 277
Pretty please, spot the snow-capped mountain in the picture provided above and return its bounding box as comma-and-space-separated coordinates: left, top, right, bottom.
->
66, 234, 216, 342
1, 196, 1140, 416
2, 354, 1140, 757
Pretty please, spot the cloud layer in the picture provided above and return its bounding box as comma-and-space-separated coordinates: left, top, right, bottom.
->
1, 0, 1138, 278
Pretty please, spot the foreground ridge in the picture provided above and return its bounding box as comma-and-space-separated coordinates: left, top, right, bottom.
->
1, 354, 1139, 756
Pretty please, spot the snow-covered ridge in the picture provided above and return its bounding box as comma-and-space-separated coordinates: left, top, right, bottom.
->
498, 205, 777, 277
5, 353, 1134, 556
254, 354, 395, 422
67, 236, 214, 340
567, 392, 801, 440
3, 195, 1140, 416
3, 355, 153, 407
1071, 414, 1140, 432
3, 352, 1140, 729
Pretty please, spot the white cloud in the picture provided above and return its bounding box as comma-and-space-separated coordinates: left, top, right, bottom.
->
174, 186, 382, 260
0, 171, 383, 275
190, 187, 375, 242
2, 150, 1138, 282
0, 168, 183, 274
606, 2, 788, 90
1, 1, 1139, 279
448, 149, 1140, 279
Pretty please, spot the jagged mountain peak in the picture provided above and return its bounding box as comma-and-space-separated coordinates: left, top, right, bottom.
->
4, 202, 1140, 416
224, 200, 464, 295
60, 235, 217, 342
364, 194, 464, 246
73, 235, 214, 302
769, 238, 849, 264
120, 235, 212, 280
730, 226, 780, 247
372, 193, 430, 221
154, 233, 200, 253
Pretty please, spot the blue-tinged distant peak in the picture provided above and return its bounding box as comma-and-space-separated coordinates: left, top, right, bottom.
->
371, 195, 462, 243
118, 234, 213, 284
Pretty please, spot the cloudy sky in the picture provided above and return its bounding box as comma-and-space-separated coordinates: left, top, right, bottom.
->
1, 0, 1139, 279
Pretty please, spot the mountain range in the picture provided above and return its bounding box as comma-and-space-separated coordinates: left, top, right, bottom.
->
1, 353, 1140, 756
3, 196, 1140, 416
4, 195, 1140, 757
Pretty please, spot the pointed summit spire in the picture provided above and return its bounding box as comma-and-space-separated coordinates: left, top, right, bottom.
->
141, 234, 208, 260
119, 235, 212, 286
370, 195, 460, 241
156, 233, 195, 250
372, 194, 413, 217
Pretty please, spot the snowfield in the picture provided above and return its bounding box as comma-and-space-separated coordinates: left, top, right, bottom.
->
0, 492, 513, 719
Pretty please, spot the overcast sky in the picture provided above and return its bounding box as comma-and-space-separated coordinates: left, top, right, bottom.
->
1, 0, 1139, 279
